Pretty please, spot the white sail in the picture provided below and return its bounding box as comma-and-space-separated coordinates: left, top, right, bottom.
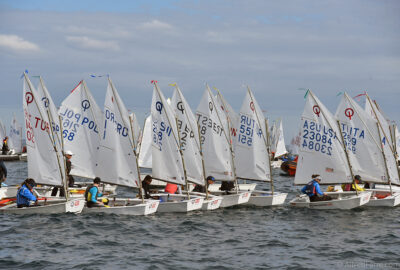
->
138, 115, 152, 168
23, 74, 66, 186
215, 92, 239, 146
394, 125, 400, 161
234, 88, 270, 181
171, 85, 204, 185
129, 112, 141, 150
270, 121, 277, 153
96, 78, 140, 187
36, 77, 63, 152
196, 86, 234, 181
335, 93, 387, 183
294, 91, 352, 185
365, 96, 400, 185
0, 119, 6, 141
8, 114, 23, 153
274, 120, 288, 158
59, 80, 102, 179
151, 83, 185, 185
289, 130, 301, 155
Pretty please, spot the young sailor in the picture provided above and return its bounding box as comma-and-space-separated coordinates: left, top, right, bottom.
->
142, 175, 155, 199
16, 178, 38, 208
84, 177, 104, 208
301, 174, 332, 202
342, 175, 365, 192
1, 136, 9, 155
193, 176, 215, 193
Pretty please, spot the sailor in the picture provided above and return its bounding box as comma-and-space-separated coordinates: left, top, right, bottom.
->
85, 177, 104, 207
192, 176, 215, 193
0, 160, 7, 187
50, 150, 74, 197
1, 136, 9, 155
301, 174, 332, 202
16, 178, 38, 208
342, 175, 365, 192
142, 175, 155, 199
65, 150, 75, 187
220, 181, 235, 194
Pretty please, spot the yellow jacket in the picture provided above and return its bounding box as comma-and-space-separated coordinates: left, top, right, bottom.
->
341, 183, 365, 192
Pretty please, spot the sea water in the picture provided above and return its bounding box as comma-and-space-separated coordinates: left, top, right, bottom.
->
0, 161, 399, 270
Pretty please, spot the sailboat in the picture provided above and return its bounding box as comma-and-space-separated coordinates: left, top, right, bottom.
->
359, 94, 400, 206
196, 85, 251, 208
289, 90, 371, 209
58, 80, 117, 196
150, 81, 204, 213
170, 83, 222, 210
234, 87, 287, 206
83, 78, 159, 215
1, 73, 84, 214
0, 118, 21, 161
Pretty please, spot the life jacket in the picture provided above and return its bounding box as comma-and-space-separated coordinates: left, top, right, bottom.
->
84, 184, 98, 202
165, 183, 178, 194
304, 181, 316, 196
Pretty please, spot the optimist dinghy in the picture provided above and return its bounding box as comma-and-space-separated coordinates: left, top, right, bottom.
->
84, 78, 159, 215
1, 74, 85, 214
232, 87, 287, 206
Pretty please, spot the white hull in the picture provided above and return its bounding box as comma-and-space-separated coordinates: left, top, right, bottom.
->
374, 184, 400, 192
155, 194, 204, 213
208, 183, 257, 192
82, 198, 159, 215
211, 191, 251, 208
0, 186, 19, 199
0, 198, 85, 214
246, 191, 287, 206
290, 191, 372, 209
19, 153, 27, 161
365, 190, 400, 207
202, 197, 223, 210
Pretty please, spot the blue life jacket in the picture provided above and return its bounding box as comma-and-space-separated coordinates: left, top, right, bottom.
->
304, 181, 317, 196
16, 184, 37, 206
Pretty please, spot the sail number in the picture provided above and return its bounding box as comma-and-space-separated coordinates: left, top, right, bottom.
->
152, 120, 173, 151
302, 119, 334, 156
237, 114, 262, 147
59, 107, 99, 142
196, 113, 223, 144
176, 120, 195, 151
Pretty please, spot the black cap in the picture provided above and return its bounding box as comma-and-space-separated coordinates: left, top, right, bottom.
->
354, 175, 361, 181
94, 177, 101, 184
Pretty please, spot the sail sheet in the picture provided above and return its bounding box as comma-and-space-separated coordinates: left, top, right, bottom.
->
95, 79, 139, 187
234, 88, 270, 181
335, 93, 387, 183
365, 96, 400, 185
215, 92, 239, 147
196, 86, 234, 181
59, 80, 102, 179
274, 120, 288, 158
0, 119, 6, 141
294, 91, 352, 185
151, 84, 185, 185
23, 74, 65, 186
138, 115, 152, 168
8, 114, 23, 153
171, 86, 204, 185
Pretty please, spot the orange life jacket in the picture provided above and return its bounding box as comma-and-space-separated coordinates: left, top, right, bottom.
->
165, 183, 178, 194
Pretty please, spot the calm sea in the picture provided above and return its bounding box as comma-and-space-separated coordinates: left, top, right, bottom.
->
0, 161, 399, 270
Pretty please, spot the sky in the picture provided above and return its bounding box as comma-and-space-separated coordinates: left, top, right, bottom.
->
0, 0, 399, 143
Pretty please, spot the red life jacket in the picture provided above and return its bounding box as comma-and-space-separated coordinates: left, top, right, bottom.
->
165, 183, 178, 194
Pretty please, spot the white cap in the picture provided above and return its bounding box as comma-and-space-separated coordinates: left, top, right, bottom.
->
65, 150, 74, 156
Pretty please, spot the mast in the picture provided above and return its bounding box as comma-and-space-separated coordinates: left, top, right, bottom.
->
265, 119, 274, 194
129, 114, 144, 203
212, 86, 239, 193
175, 117, 191, 199
376, 122, 393, 194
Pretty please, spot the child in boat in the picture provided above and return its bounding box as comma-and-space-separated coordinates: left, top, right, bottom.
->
301, 174, 332, 202
193, 176, 215, 193
341, 175, 365, 192
16, 178, 38, 208
85, 177, 104, 207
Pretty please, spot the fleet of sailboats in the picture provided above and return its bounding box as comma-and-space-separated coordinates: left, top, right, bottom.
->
1, 73, 399, 214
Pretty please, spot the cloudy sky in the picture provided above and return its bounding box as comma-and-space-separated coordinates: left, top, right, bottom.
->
0, 0, 399, 141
